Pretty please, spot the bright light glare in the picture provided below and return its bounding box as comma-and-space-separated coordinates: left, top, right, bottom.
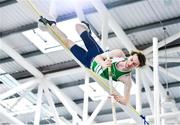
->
22, 29, 62, 53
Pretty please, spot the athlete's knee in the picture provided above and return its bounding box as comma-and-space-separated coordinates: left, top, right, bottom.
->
75, 23, 87, 35
64, 39, 75, 49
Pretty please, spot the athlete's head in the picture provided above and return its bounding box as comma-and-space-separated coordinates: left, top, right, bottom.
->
125, 51, 146, 69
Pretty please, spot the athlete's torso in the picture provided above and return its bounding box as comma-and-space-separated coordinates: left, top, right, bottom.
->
90, 57, 131, 81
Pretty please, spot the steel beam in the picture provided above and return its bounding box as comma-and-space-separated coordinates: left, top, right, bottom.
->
0, 0, 17, 8
0, 39, 84, 119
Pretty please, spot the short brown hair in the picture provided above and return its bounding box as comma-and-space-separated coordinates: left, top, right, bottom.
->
131, 51, 146, 67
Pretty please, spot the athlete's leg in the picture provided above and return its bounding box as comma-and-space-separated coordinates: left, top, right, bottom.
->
38, 18, 98, 67
75, 23, 103, 53
52, 25, 89, 66
53, 25, 90, 67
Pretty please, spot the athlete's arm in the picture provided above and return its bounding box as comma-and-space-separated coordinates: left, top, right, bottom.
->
114, 74, 132, 105
94, 49, 125, 68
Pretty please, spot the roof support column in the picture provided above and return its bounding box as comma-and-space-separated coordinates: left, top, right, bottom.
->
153, 37, 160, 125
135, 68, 142, 113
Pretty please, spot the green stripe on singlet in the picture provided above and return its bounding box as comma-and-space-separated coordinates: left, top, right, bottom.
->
91, 58, 131, 81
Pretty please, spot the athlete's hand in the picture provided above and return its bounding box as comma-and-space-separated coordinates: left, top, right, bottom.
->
112, 94, 128, 105
102, 59, 112, 68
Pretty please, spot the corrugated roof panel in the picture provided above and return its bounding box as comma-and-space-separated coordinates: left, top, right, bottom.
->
129, 30, 153, 46
0, 61, 25, 74
166, 23, 180, 35
147, 0, 180, 19
166, 53, 180, 57
86, 12, 104, 34
26, 50, 73, 68
56, 107, 71, 118
130, 23, 180, 46
108, 37, 125, 50
158, 66, 180, 84
0, 2, 35, 32
67, 73, 85, 81
44, 50, 72, 63
27, 54, 53, 68
51, 75, 74, 84
0, 50, 9, 59
0, 84, 9, 94
88, 4, 180, 47
169, 86, 180, 99
168, 66, 180, 77
159, 71, 177, 84
62, 87, 84, 100
50, 72, 85, 85
2, 33, 38, 54
109, 0, 180, 29
1, 0, 180, 33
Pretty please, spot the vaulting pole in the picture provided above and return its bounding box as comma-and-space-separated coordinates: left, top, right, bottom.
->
20, 0, 148, 124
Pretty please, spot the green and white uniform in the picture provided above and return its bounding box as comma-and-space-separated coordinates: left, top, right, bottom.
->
90, 58, 131, 81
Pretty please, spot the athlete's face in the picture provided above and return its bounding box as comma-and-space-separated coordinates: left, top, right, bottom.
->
126, 54, 140, 69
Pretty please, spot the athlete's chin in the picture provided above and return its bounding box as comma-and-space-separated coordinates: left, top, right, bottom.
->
127, 65, 133, 69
